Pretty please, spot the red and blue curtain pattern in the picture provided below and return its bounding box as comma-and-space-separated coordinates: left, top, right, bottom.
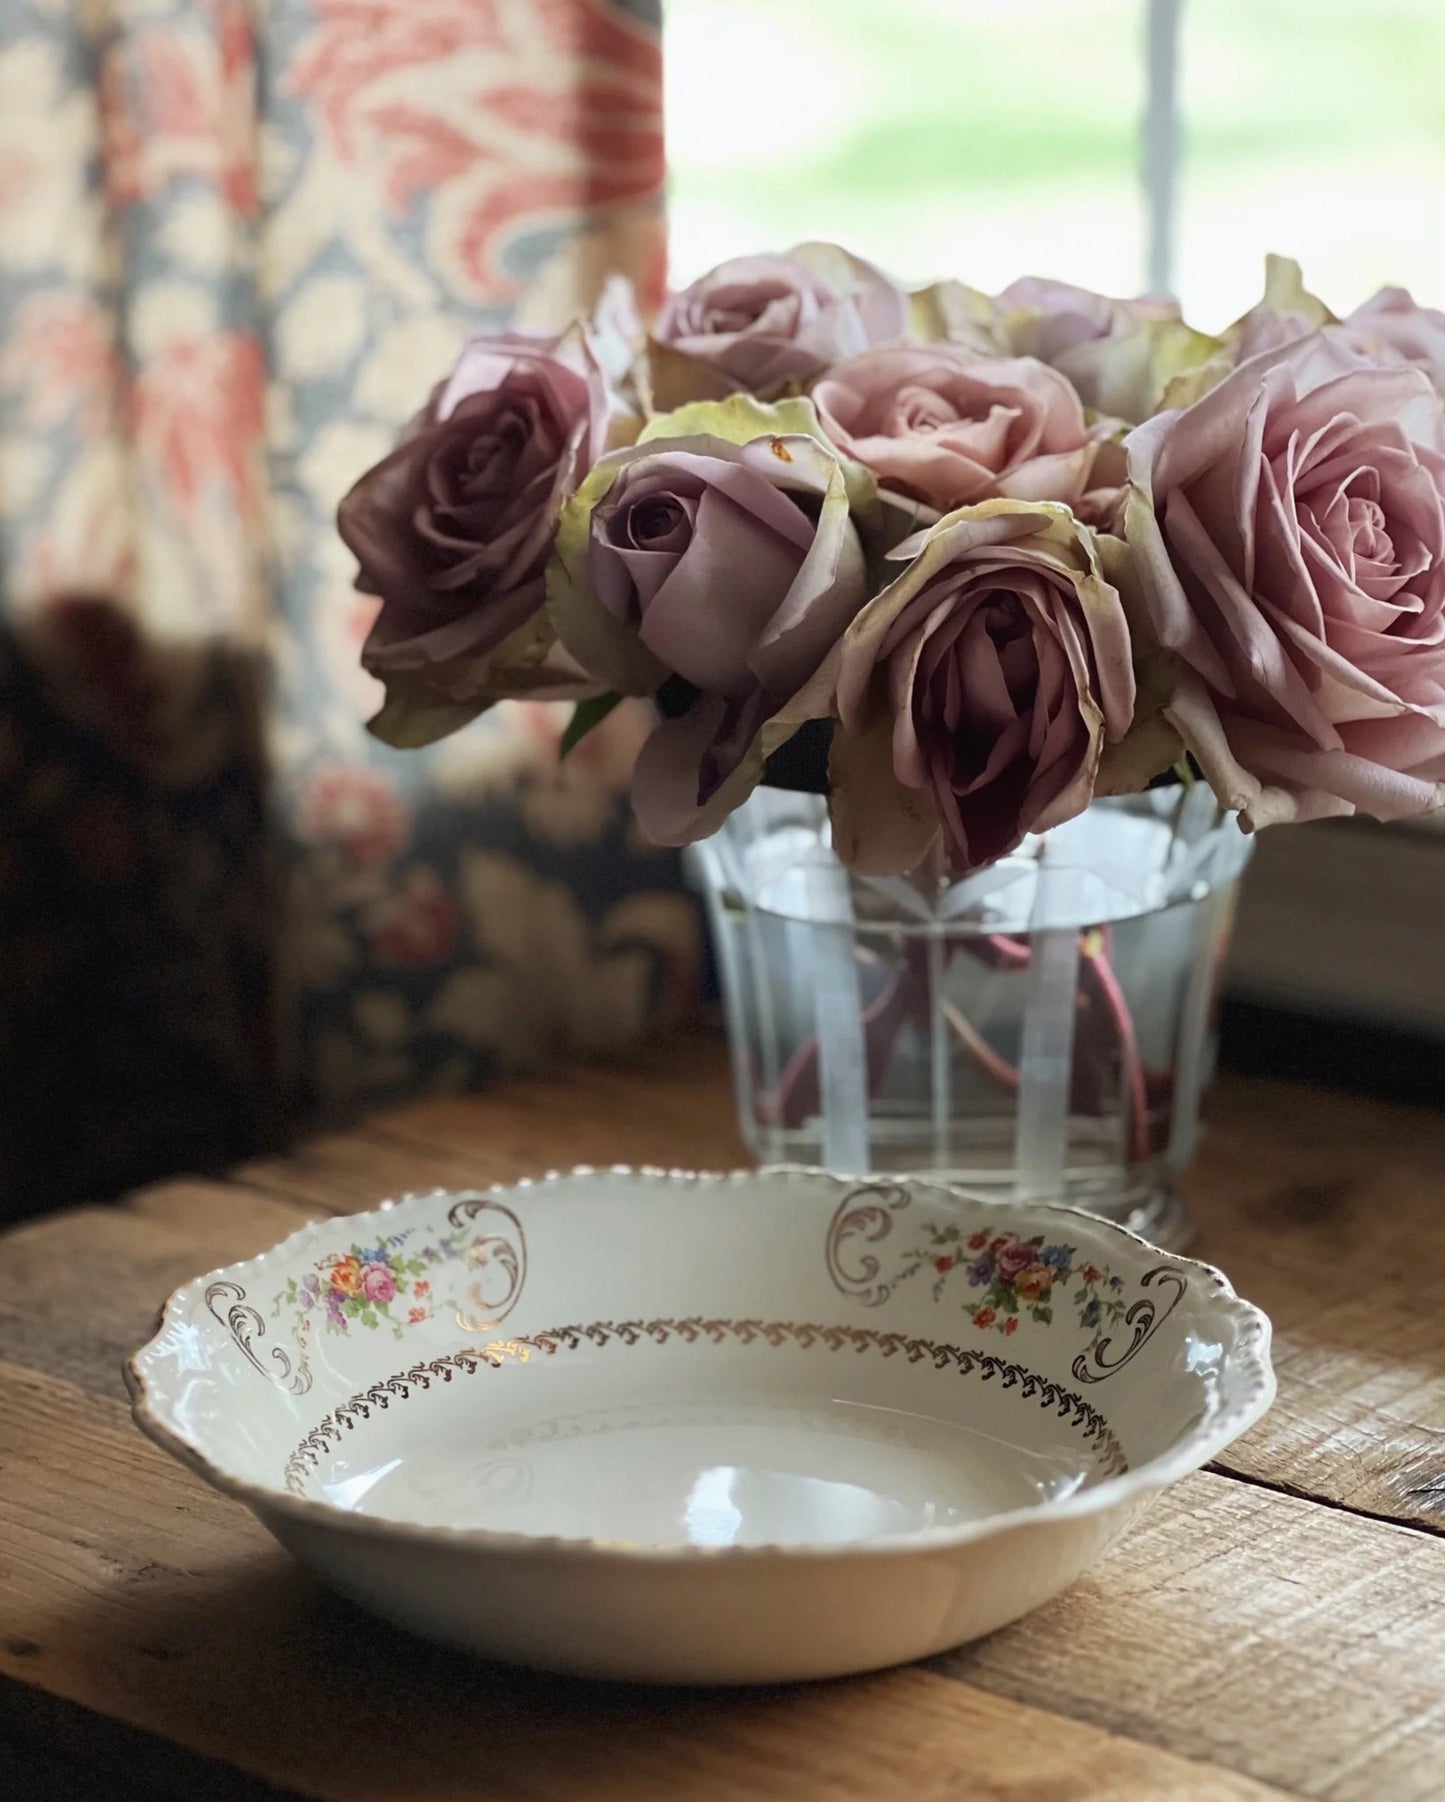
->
0, 0, 699, 1215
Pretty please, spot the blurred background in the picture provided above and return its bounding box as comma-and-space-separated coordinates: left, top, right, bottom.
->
669, 0, 1445, 322
667, 0, 1445, 1075
3, 0, 1443, 1219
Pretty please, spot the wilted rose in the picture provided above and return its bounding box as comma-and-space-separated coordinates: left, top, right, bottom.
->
1169, 257, 1386, 410
1208, 263, 1445, 395
650, 242, 908, 404
339, 328, 608, 748
812, 345, 1096, 515
833, 501, 1138, 876
1187, 257, 1342, 387
1347, 286, 1445, 393
909, 278, 1000, 354
1125, 332, 1445, 828
548, 395, 871, 844
991, 276, 1218, 426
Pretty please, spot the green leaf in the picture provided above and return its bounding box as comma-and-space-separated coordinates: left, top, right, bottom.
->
559, 691, 624, 760
999, 1292, 1019, 1314
343, 1296, 361, 1316
1033, 1305, 1054, 1325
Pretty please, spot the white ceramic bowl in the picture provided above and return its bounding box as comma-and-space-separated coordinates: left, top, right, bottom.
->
127, 1168, 1273, 1684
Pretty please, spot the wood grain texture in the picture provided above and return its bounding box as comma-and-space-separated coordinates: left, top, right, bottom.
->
0, 1205, 304, 1399
951, 1474, 1445, 1801
1184, 1077, 1445, 1532
238, 1036, 1445, 1538
5, 1028, 1445, 1798
9, 1033, 1438, 1525
348, 1038, 1445, 1538
234, 1030, 748, 1218
1, 1363, 1289, 1802
5, 1035, 1439, 1529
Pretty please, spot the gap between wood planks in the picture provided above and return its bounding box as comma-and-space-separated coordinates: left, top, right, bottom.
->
6, 1359, 1445, 1798
1205, 1460, 1445, 1541
13, 1034, 1445, 1549
1, 1366, 1293, 1802
7, 1038, 1445, 1796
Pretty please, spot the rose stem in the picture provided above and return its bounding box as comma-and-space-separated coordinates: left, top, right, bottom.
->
1079, 926, 1152, 1165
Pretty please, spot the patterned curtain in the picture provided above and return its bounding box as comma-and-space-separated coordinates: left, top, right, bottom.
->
0, 0, 700, 1216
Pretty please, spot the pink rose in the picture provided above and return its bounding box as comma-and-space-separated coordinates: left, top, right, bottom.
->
1219, 263, 1445, 393
812, 346, 1096, 515
991, 276, 1203, 424
833, 501, 1136, 877
1347, 287, 1445, 393
1205, 260, 1418, 389
360, 1262, 396, 1304
339, 329, 608, 747
1223, 259, 1341, 369
1125, 333, 1445, 828
549, 397, 868, 845
653, 243, 908, 399
1230, 306, 1320, 366
993, 276, 1160, 356
992, 1238, 1038, 1283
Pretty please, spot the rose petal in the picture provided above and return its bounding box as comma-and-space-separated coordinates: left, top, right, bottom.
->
827, 715, 942, 875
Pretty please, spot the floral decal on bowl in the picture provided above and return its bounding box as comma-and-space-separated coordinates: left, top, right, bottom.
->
896, 1225, 1126, 1340
823, 1181, 1190, 1384
205, 1196, 529, 1397
274, 1229, 452, 1345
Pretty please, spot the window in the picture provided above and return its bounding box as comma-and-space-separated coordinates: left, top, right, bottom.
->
666, 0, 1445, 326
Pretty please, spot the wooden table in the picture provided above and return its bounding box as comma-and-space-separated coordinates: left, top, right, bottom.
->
4, 1030, 1445, 1801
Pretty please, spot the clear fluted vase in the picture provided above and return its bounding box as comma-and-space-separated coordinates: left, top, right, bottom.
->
688, 784, 1254, 1247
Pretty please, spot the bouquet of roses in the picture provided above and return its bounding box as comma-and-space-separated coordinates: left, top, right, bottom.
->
338, 248, 1445, 879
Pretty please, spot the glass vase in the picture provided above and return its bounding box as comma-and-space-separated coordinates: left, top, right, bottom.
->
688, 784, 1254, 1247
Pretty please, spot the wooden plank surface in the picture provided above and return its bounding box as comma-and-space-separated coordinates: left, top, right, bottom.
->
3, 1026, 1445, 1799
233, 1032, 748, 1218
7, 1352, 1445, 1800
1183, 1079, 1445, 1532
0, 1361, 1296, 1802
234, 1033, 1445, 1538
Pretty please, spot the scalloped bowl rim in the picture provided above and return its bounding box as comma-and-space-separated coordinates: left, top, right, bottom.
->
125, 1164, 1276, 1561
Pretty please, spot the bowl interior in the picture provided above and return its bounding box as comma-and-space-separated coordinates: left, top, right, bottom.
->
131, 1170, 1269, 1550
287, 1323, 1127, 1546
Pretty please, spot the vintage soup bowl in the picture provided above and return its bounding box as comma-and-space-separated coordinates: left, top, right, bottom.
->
127, 1168, 1273, 1684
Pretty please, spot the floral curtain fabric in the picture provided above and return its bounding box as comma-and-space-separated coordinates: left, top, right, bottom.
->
0, 0, 699, 1215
